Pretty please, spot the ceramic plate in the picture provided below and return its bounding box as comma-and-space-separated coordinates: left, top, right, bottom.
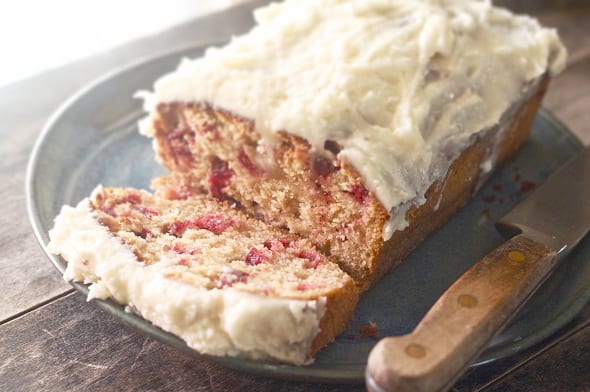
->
27, 45, 589, 383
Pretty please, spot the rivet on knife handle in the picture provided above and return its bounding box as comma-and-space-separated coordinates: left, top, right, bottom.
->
366, 234, 558, 392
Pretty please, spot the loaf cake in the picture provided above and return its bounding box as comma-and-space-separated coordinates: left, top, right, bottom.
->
138, 0, 566, 290
48, 186, 358, 364
48, 0, 566, 366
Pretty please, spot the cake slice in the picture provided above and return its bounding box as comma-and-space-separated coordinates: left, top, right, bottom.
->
48, 186, 358, 365
138, 0, 566, 290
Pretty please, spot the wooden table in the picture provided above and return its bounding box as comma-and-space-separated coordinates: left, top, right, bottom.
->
2, 2, 589, 390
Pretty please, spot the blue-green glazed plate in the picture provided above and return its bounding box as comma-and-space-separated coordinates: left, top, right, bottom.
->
27, 44, 588, 383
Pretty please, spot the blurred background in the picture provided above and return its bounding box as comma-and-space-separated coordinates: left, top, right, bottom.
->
0, 0, 584, 88
0, 0, 251, 87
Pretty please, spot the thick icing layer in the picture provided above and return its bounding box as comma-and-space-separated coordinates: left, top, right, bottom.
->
48, 197, 325, 365
140, 0, 566, 237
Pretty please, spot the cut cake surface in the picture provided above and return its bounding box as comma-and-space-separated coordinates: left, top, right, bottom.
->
48, 186, 358, 364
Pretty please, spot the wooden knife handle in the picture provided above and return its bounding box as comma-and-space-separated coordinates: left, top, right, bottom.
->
366, 234, 558, 392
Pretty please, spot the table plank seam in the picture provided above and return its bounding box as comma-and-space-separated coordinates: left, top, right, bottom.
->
472, 316, 590, 391
1, 288, 74, 326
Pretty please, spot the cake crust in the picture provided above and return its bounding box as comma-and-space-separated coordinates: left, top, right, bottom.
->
370, 76, 550, 286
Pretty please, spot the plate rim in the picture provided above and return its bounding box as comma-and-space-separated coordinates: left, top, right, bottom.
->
25, 43, 587, 384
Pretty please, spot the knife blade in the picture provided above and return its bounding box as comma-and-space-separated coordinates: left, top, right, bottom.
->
497, 145, 590, 256
366, 145, 590, 392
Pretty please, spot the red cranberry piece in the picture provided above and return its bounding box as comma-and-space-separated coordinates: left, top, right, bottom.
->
312, 156, 338, 178
263, 238, 292, 252
296, 283, 309, 291
167, 128, 196, 168
346, 184, 370, 204
209, 157, 234, 199
169, 215, 234, 236
218, 269, 250, 287
280, 239, 292, 247
263, 239, 273, 250
298, 249, 322, 269
237, 148, 264, 176
201, 121, 220, 138
171, 243, 183, 253
168, 220, 191, 236
177, 258, 190, 266
195, 214, 235, 235
263, 239, 275, 251
192, 115, 222, 140
245, 247, 269, 266
102, 206, 117, 217
171, 243, 198, 255
123, 191, 142, 204
132, 204, 159, 218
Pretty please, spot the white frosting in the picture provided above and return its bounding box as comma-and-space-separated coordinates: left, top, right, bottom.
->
140, 0, 566, 238
48, 198, 326, 365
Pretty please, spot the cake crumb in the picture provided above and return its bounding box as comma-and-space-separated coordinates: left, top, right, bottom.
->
478, 208, 491, 226
519, 180, 536, 193
359, 321, 379, 340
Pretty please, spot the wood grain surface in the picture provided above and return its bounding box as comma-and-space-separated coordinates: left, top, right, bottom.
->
1, 1, 589, 391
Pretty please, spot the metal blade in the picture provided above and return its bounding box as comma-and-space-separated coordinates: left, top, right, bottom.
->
497, 145, 590, 255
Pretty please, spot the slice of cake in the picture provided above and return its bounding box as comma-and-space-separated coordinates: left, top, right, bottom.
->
48, 186, 358, 365
138, 0, 566, 290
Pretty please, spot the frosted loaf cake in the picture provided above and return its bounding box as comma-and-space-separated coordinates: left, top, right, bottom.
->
48, 0, 567, 367
138, 0, 566, 289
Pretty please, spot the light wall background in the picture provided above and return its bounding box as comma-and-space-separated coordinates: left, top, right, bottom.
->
0, 0, 251, 87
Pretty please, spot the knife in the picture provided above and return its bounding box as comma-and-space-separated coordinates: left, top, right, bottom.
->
366, 145, 590, 392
